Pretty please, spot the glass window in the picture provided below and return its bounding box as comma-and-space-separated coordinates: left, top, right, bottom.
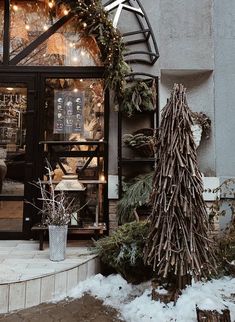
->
0, 85, 27, 197
0, 0, 4, 63
18, 17, 102, 66
44, 78, 105, 142
0, 84, 27, 232
42, 78, 106, 226
10, 1, 50, 59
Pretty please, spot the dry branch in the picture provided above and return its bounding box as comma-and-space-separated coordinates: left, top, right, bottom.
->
144, 84, 217, 287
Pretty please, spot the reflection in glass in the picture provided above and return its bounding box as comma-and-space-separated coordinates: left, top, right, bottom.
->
0, 1, 4, 63
0, 85, 26, 196
43, 78, 105, 225
15, 11, 102, 66
45, 78, 104, 142
0, 201, 23, 232
10, 1, 52, 60
0, 85, 27, 232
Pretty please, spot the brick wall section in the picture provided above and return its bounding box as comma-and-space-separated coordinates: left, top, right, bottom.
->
108, 200, 118, 235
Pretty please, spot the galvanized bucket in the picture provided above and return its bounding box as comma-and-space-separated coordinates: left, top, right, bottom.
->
48, 225, 68, 261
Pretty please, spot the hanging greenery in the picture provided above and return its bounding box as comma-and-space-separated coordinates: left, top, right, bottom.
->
117, 172, 154, 224
119, 80, 156, 117
54, 0, 130, 98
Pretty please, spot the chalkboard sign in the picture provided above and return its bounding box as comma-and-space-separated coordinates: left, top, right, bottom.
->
53, 90, 84, 134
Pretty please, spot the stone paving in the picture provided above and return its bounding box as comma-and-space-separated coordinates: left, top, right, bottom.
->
0, 240, 94, 283
0, 240, 100, 314
0, 295, 123, 322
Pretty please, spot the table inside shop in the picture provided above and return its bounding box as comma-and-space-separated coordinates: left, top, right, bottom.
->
31, 222, 107, 250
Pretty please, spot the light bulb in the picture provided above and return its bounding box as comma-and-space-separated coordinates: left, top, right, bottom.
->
48, 1, 54, 8
13, 4, 18, 11
100, 175, 105, 182
73, 88, 78, 93
25, 24, 30, 30
43, 25, 48, 31
80, 79, 83, 82
63, 9, 69, 15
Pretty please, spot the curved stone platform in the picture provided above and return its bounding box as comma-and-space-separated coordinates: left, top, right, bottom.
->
0, 240, 100, 313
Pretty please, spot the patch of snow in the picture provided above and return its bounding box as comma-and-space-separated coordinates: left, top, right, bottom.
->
67, 274, 235, 322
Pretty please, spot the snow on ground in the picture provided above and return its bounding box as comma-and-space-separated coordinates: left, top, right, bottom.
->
67, 274, 235, 322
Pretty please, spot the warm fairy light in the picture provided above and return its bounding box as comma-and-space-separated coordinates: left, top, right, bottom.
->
97, 102, 102, 108
13, 4, 18, 11
81, 50, 85, 56
72, 56, 78, 62
80, 79, 83, 82
43, 25, 49, 31
73, 88, 78, 93
82, 22, 87, 28
25, 24, 30, 30
100, 175, 105, 182
89, 84, 93, 89
6, 87, 14, 91
63, 9, 69, 15
48, 1, 54, 9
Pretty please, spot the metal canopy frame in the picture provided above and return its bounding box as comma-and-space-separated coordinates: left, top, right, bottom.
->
104, 0, 159, 65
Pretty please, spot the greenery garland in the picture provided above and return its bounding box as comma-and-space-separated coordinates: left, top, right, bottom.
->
54, 0, 130, 98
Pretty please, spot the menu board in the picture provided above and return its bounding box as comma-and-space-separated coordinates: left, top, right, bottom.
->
53, 90, 84, 134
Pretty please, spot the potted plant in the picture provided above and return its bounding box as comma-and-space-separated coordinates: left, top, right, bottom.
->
31, 161, 78, 261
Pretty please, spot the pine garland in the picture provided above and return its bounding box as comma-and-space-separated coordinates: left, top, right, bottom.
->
54, 0, 130, 98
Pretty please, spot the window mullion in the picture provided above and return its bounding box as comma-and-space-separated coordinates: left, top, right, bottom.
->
3, 0, 10, 65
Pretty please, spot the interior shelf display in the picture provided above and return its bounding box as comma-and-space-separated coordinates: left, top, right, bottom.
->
0, 87, 27, 150
39, 140, 107, 231
118, 76, 159, 196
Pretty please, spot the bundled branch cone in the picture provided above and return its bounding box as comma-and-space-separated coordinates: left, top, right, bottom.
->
144, 84, 217, 287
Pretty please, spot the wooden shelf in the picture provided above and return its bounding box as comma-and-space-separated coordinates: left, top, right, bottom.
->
39, 140, 107, 146
119, 158, 155, 164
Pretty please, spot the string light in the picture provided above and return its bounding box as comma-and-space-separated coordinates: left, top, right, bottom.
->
63, 9, 69, 15
100, 174, 105, 182
80, 79, 83, 82
81, 50, 85, 56
48, 1, 54, 9
69, 42, 74, 48
73, 88, 78, 93
72, 56, 78, 62
25, 24, 30, 31
43, 25, 49, 31
13, 4, 18, 11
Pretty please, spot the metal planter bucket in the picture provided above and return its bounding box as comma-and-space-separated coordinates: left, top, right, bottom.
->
48, 225, 68, 261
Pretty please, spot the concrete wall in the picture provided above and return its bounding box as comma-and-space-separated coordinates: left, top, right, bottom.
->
214, 0, 235, 177
108, 0, 235, 181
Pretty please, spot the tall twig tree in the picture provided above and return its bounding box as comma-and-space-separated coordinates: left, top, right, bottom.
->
144, 84, 216, 289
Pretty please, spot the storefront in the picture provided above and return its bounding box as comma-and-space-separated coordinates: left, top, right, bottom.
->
0, 0, 109, 239
0, 0, 159, 239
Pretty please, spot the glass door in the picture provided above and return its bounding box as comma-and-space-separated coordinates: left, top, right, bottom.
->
0, 75, 36, 238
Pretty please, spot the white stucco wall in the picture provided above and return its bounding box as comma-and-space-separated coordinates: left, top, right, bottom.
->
214, 0, 235, 178
108, 0, 235, 180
